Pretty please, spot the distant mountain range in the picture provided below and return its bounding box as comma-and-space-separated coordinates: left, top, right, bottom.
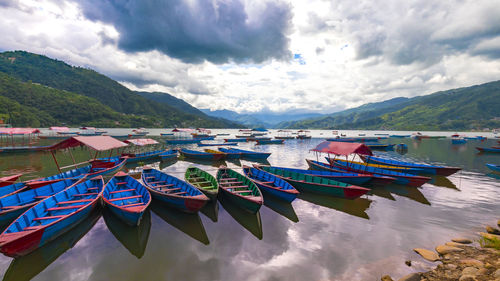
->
201, 109, 323, 128
0, 51, 242, 128
279, 81, 500, 130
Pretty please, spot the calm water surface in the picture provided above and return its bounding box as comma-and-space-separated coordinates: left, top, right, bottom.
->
0, 129, 499, 281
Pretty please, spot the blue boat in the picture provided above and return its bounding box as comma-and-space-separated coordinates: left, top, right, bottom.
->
256, 139, 284, 145
359, 155, 461, 176
141, 168, 208, 213
197, 142, 238, 147
364, 143, 395, 150
159, 149, 177, 161
326, 158, 431, 187
166, 139, 201, 145
389, 135, 411, 138
0, 177, 104, 257
264, 165, 373, 186
0, 178, 83, 226
476, 147, 500, 153
218, 147, 271, 160
216, 147, 242, 159
486, 164, 500, 173
242, 166, 298, 202
103, 172, 151, 226
224, 138, 248, 142
179, 148, 226, 161
193, 136, 215, 141
121, 149, 165, 163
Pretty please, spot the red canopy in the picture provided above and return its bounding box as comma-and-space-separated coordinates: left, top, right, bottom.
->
124, 138, 159, 146
311, 141, 373, 156
50, 136, 128, 151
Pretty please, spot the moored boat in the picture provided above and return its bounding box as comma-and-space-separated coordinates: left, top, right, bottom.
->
359, 155, 461, 176
331, 158, 427, 175
179, 148, 226, 161
365, 143, 395, 150
218, 147, 271, 160
476, 147, 500, 153
216, 147, 242, 159
0, 174, 22, 188
0, 177, 104, 257
141, 168, 208, 213
486, 164, 500, 173
185, 167, 219, 200
198, 142, 237, 147
159, 149, 177, 161
224, 138, 248, 143
166, 139, 201, 145
242, 166, 298, 202
254, 165, 369, 199
216, 166, 263, 213
256, 139, 284, 145
103, 172, 151, 226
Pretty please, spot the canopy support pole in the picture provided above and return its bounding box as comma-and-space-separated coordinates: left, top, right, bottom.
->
93, 150, 98, 160
51, 151, 62, 173
68, 149, 76, 164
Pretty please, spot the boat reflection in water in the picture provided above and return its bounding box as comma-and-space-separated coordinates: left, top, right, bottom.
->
298, 192, 372, 220
200, 200, 219, 223
151, 201, 209, 245
368, 186, 396, 201
262, 194, 299, 223
383, 184, 431, 205
103, 208, 151, 259
3, 208, 101, 281
429, 176, 459, 190
218, 194, 263, 239
159, 158, 178, 170
180, 158, 227, 168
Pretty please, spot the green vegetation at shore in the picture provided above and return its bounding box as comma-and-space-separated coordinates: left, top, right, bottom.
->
0, 51, 242, 128
281, 81, 500, 131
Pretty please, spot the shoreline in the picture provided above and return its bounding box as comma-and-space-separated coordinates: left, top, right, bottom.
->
382, 221, 500, 281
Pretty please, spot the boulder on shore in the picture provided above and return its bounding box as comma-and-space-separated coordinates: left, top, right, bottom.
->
398, 273, 420, 281
451, 238, 472, 244
435, 245, 464, 255
485, 225, 500, 235
413, 248, 439, 262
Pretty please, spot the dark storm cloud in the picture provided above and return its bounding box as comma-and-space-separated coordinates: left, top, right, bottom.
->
74, 0, 293, 64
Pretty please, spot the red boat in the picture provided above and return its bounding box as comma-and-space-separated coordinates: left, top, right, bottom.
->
0, 174, 22, 188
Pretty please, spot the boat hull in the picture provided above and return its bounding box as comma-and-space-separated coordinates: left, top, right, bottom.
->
360, 155, 461, 176
219, 189, 262, 214
148, 191, 207, 213
486, 164, 500, 173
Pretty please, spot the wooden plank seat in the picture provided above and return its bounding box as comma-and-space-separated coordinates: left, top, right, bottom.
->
72, 193, 98, 197
193, 181, 211, 185
220, 178, 237, 181
33, 215, 66, 221
87, 187, 99, 190
145, 176, 155, 179
154, 184, 174, 188
259, 181, 274, 184
33, 196, 49, 199
47, 205, 86, 211
116, 182, 128, 185
23, 225, 43, 231
225, 185, 248, 189
232, 190, 252, 194
220, 181, 243, 185
57, 199, 93, 205
110, 188, 135, 194
169, 191, 187, 196
148, 181, 166, 184
123, 203, 145, 208
1, 206, 19, 210
109, 195, 142, 202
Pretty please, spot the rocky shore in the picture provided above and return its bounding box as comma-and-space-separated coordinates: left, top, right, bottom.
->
382, 221, 500, 281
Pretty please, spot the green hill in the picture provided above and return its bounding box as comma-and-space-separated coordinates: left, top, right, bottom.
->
282, 81, 500, 130
0, 51, 242, 128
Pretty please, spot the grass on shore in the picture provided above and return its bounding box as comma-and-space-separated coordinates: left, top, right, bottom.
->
478, 236, 500, 250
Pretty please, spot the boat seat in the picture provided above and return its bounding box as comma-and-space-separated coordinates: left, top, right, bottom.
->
220, 181, 243, 185
33, 215, 66, 221
110, 188, 135, 194
161, 187, 181, 192
116, 182, 128, 185
33, 196, 49, 200
1, 206, 19, 210
169, 191, 187, 196
220, 178, 237, 181
145, 176, 155, 179
87, 187, 99, 190
226, 185, 248, 189
57, 199, 93, 205
148, 181, 166, 184
109, 195, 142, 202
73, 193, 98, 197
23, 225, 43, 231
259, 181, 274, 184
154, 184, 174, 188
123, 203, 145, 208
47, 205, 86, 211
193, 181, 211, 185
232, 190, 252, 194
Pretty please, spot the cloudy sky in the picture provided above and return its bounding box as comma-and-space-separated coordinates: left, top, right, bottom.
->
1, 0, 500, 114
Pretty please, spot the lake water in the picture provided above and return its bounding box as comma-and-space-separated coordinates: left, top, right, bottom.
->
0, 129, 499, 280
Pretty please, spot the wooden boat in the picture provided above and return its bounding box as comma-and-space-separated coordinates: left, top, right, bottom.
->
193, 136, 216, 140
0, 145, 53, 153
224, 138, 248, 142
159, 149, 177, 161
389, 135, 411, 138
476, 147, 500, 153
166, 139, 201, 144
296, 130, 312, 139
0, 177, 104, 257
306, 159, 396, 186
39, 135, 72, 140
216, 147, 242, 159
365, 143, 395, 150
254, 165, 369, 199
331, 158, 427, 175
327, 158, 431, 187
0, 174, 22, 188
218, 147, 271, 160
160, 133, 174, 136
486, 164, 500, 173
121, 149, 164, 163
216, 166, 263, 213
242, 166, 298, 202
197, 142, 237, 147
359, 155, 461, 176
264, 165, 373, 186
179, 148, 226, 161
103, 172, 151, 226
141, 168, 208, 212
185, 167, 219, 199
256, 139, 284, 145
0, 178, 83, 226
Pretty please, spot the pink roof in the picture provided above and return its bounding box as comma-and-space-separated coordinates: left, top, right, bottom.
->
50, 136, 128, 151
124, 138, 159, 146
311, 141, 373, 156
49, 126, 69, 131
0, 128, 41, 135
172, 128, 194, 132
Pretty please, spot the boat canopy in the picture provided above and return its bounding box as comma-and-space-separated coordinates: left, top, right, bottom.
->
49, 126, 69, 131
172, 128, 194, 132
311, 141, 373, 156
50, 136, 128, 151
0, 128, 41, 135
124, 138, 159, 146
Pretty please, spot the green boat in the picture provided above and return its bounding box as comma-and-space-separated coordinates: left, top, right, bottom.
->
255, 165, 369, 199
216, 167, 263, 214
185, 167, 219, 200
